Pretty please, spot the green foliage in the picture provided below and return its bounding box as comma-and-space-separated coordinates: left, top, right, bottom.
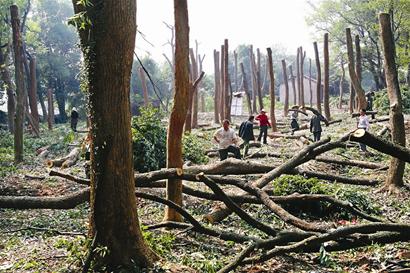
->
141, 226, 175, 256
335, 188, 380, 217
182, 133, 209, 165
131, 106, 167, 172
271, 175, 332, 196
373, 86, 410, 114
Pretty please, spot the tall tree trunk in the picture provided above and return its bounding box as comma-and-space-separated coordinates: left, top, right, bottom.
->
213, 50, 220, 124
54, 78, 67, 123
165, 0, 191, 222
355, 34, 362, 109
10, 5, 25, 163
345, 28, 367, 110
138, 67, 149, 106
249, 45, 257, 113
200, 91, 205, 112
281, 60, 289, 116
300, 47, 305, 109
323, 33, 331, 120
313, 41, 322, 113
240, 62, 252, 116
296, 48, 301, 105
289, 65, 297, 106
0, 47, 15, 133
184, 61, 193, 133
223, 39, 230, 121
190, 48, 199, 128
38, 89, 47, 122
47, 90, 54, 131
72, 0, 157, 269
379, 13, 406, 191
220, 44, 225, 121
339, 60, 345, 109
28, 57, 39, 131
256, 48, 263, 111
234, 50, 238, 93
267, 48, 277, 132
309, 58, 313, 107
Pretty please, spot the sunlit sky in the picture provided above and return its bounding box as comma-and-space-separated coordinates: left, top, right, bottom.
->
136, 0, 319, 72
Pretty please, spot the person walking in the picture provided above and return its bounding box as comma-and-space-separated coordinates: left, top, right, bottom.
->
357, 108, 370, 152
70, 107, 79, 132
290, 111, 299, 135
255, 109, 271, 144
239, 115, 255, 157
213, 119, 241, 160
310, 113, 326, 142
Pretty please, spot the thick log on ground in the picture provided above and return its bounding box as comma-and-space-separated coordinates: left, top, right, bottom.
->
315, 156, 388, 170
269, 133, 307, 139
0, 188, 89, 209
377, 125, 390, 136
350, 129, 410, 163
46, 148, 80, 168
292, 169, 379, 186
369, 117, 390, 124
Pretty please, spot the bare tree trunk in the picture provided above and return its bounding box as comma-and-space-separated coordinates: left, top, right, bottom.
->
234, 50, 238, 93
379, 13, 406, 191
138, 67, 149, 106
300, 47, 305, 109
323, 33, 331, 120
309, 58, 312, 107
355, 34, 363, 109
190, 48, 199, 128
28, 57, 39, 132
289, 65, 297, 106
240, 63, 252, 116
0, 47, 15, 133
223, 39, 230, 121
256, 48, 263, 111
213, 50, 220, 124
296, 48, 301, 105
11, 5, 25, 163
281, 60, 289, 116
47, 88, 54, 130
339, 60, 345, 109
220, 45, 225, 121
249, 46, 257, 113
38, 90, 47, 122
313, 42, 322, 114
345, 28, 367, 110
267, 48, 277, 132
200, 91, 205, 113
184, 61, 193, 133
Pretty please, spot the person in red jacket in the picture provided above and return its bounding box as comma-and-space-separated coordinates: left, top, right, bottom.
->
255, 109, 271, 144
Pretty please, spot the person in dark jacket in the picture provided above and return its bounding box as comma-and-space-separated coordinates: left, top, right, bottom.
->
70, 107, 79, 132
239, 115, 255, 156
310, 113, 326, 142
290, 111, 299, 135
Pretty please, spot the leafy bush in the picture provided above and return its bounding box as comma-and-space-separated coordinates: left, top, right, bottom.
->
373, 86, 410, 114
182, 133, 209, 165
131, 107, 167, 173
271, 175, 332, 196
335, 188, 380, 218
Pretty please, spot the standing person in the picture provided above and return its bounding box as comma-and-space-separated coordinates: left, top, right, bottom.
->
357, 108, 370, 152
70, 107, 79, 132
365, 91, 375, 111
255, 109, 271, 144
239, 115, 255, 157
213, 119, 241, 160
310, 113, 326, 142
290, 111, 299, 135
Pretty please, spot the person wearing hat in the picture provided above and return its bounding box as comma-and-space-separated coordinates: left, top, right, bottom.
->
70, 107, 79, 132
255, 109, 271, 144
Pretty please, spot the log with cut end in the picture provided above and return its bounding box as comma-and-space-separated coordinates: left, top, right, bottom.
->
350, 129, 410, 163
46, 148, 80, 168
315, 156, 388, 170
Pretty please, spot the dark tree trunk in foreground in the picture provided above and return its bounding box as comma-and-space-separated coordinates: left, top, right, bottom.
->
379, 13, 406, 191
281, 60, 289, 116
213, 50, 220, 124
240, 62, 252, 116
346, 28, 366, 111
29, 57, 39, 131
323, 33, 331, 120
72, 0, 157, 269
11, 5, 25, 163
0, 47, 15, 133
165, 0, 191, 222
267, 48, 276, 132
313, 41, 322, 113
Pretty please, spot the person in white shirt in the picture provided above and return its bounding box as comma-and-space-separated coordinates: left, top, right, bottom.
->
213, 119, 241, 160
357, 108, 370, 152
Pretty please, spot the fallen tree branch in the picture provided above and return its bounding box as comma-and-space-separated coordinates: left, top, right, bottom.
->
46, 148, 80, 168
315, 156, 388, 170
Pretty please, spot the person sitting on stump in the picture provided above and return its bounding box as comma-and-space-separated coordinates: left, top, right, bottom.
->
239, 115, 255, 157
213, 119, 241, 161
255, 109, 271, 144
70, 107, 79, 132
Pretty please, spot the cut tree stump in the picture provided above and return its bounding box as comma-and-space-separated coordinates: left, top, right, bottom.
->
46, 148, 80, 168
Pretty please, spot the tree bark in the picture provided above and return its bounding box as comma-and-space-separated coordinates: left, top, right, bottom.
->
190, 48, 199, 128
323, 33, 331, 120
313, 41, 322, 114
240, 63, 252, 116
11, 5, 25, 163
256, 48, 263, 111
267, 48, 276, 132
339, 59, 345, 109
28, 57, 39, 132
300, 47, 305, 109
309, 58, 313, 107
0, 46, 15, 133
379, 13, 406, 190
223, 39, 230, 121
47, 88, 54, 130
345, 28, 367, 110
289, 65, 297, 106
220, 44, 225, 121
249, 45, 257, 113
72, 0, 157, 269
234, 50, 238, 92
281, 60, 289, 116
296, 48, 301, 105
138, 67, 149, 106
213, 50, 220, 124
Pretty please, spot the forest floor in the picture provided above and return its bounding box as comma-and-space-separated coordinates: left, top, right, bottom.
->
1, 109, 410, 273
